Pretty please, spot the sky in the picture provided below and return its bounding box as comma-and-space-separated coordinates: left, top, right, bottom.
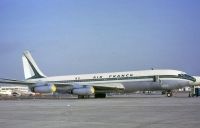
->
0, 0, 200, 79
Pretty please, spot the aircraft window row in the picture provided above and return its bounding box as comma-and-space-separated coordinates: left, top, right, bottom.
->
159, 75, 180, 79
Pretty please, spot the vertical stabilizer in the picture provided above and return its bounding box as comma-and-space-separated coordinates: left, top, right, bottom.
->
22, 51, 46, 79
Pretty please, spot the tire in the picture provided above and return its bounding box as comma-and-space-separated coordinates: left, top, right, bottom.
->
167, 92, 172, 97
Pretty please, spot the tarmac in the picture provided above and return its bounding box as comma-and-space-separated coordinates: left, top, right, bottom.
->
0, 93, 200, 128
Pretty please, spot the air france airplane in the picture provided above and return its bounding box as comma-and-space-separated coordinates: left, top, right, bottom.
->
0, 51, 200, 98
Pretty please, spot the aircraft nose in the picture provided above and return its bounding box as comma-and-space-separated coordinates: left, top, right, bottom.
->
191, 76, 200, 86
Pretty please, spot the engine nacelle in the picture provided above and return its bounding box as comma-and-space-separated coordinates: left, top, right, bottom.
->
72, 87, 95, 96
33, 83, 56, 93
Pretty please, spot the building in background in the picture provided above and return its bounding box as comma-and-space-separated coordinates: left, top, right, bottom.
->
0, 84, 33, 96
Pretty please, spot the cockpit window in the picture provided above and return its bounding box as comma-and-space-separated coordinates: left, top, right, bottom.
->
178, 74, 196, 82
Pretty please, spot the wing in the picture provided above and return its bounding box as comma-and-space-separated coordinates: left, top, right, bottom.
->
55, 82, 125, 94
0, 78, 34, 85
52, 82, 125, 94
0, 78, 125, 94
92, 83, 125, 93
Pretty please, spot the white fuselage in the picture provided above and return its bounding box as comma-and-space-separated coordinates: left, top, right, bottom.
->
27, 69, 196, 92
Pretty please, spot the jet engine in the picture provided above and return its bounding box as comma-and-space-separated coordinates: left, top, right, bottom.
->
33, 83, 56, 93
72, 86, 95, 95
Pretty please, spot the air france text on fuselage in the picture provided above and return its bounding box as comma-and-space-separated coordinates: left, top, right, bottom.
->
75, 73, 134, 80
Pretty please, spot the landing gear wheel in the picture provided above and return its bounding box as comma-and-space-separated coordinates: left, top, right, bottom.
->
167, 92, 173, 97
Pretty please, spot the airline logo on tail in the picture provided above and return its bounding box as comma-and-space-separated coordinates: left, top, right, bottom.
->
22, 51, 46, 79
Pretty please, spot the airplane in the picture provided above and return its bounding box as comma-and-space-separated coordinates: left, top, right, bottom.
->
0, 50, 200, 98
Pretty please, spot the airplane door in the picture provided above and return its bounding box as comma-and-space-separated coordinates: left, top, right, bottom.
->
153, 75, 162, 89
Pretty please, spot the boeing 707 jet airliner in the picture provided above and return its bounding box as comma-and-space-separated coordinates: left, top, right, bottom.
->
0, 51, 200, 98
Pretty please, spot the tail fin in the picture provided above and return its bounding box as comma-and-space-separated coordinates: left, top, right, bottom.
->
22, 51, 46, 79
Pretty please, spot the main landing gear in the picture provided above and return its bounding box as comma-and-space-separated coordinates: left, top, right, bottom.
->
166, 90, 173, 97
162, 90, 173, 97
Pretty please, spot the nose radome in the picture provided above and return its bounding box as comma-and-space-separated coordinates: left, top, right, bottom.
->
191, 76, 200, 86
